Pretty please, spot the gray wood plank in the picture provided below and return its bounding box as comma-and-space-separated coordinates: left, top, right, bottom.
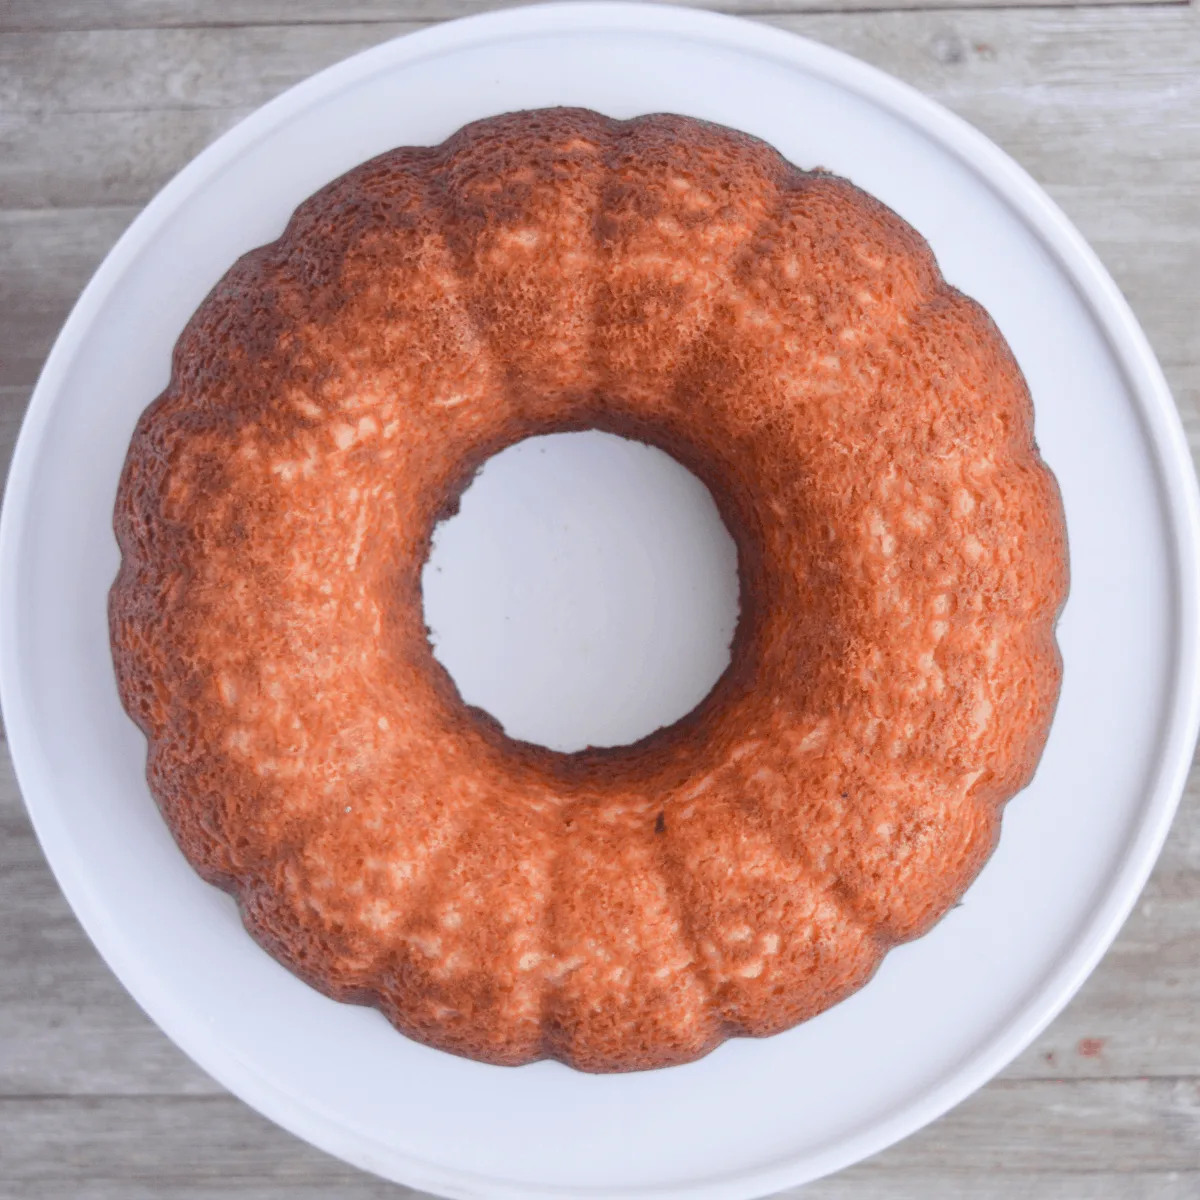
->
0, 108, 252, 209
0, 0, 1174, 36
3, 8, 1196, 116
2, 1082, 1198, 1196
0, 23, 422, 114
0, 1096, 417, 1197
0, 207, 136, 389
0, 387, 27, 494
803, 1174, 1200, 1200
5, 1176, 1199, 1200
6, 1179, 1195, 1200
879, 1079, 1200, 1173
1172, 366, 1200, 470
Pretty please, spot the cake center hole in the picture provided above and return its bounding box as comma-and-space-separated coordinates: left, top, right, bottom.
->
421, 431, 740, 753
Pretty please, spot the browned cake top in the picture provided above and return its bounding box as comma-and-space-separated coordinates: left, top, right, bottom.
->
110, 108, 1067, 1072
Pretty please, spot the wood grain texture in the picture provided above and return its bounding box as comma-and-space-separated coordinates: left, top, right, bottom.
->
0, 388, 27, 495
0, 1085, 1198, 1197
1, 2, 1199, 1197
0, 0, 1177, 35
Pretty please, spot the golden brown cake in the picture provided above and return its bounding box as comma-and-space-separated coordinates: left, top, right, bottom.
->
110, 108, 1068, 1072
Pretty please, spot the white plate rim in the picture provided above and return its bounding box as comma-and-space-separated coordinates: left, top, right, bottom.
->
2, 4, 1198, 1197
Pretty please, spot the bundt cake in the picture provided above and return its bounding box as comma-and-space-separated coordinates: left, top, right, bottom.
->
110, 107, 1067, 1072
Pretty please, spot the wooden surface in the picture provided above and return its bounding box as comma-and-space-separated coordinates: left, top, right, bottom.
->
2, 1, 1199, 1196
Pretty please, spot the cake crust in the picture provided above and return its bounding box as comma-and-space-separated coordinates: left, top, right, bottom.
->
110, 108, 1068, 1072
